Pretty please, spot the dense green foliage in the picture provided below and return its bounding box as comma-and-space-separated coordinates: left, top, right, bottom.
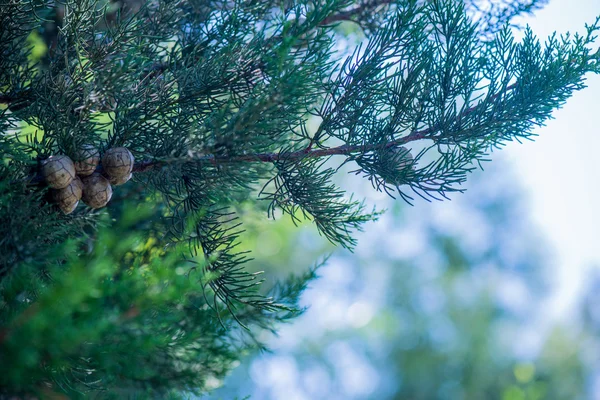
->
1, 0, 598, 397
0, 202, 320, 398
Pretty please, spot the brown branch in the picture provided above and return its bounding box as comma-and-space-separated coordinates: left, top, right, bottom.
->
135, 82, 519, 170
20, 127, 428, 186
130, 125, 429, 175
21, 83, 519, 185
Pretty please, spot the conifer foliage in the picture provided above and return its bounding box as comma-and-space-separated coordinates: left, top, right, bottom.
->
0, 0, 598, 397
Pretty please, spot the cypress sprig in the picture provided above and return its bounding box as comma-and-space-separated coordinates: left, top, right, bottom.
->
1, 0, 599, 396
2, 0, 599, 310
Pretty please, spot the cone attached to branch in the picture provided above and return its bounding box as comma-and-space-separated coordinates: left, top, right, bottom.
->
74, 144, 100, 176
102, 147, 134, 180
380, 145, 414, 186
51, 176, 83, 214
109, 173, 132, 186
389, 146, 413, 171
81, 173, 113, 209
41, 155, 76, 189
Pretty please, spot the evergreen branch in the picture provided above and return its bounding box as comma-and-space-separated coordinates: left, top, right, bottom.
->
20, 81, 518, 184
132, 81, 517, 166
261, 156, 377, 249
3, 0, 600, 396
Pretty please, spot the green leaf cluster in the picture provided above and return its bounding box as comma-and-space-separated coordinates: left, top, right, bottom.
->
1, 0, 599, 396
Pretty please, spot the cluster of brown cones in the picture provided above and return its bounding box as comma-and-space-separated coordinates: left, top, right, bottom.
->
41, 146, 135, 214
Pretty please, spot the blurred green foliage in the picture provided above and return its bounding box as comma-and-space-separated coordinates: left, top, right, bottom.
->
209, 166, 598, 400
1, 204, 228, 397
0, 199, 322, 398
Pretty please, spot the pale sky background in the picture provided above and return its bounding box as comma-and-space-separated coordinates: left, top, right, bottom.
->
504, 0, 600, 320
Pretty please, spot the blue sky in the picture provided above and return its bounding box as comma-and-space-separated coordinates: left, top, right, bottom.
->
504, 0, 600, 319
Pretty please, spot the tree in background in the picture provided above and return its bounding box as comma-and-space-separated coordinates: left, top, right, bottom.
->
210, 162, 596, 400
1, 0, 598, 397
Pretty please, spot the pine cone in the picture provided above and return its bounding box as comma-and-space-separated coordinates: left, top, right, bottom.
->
74, 144, 100, 176
101, 147, 134, 179
41, 155, 76, 189
81, 173, 113, 209
52, 176, 83, 214
109, 173, 132, 186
